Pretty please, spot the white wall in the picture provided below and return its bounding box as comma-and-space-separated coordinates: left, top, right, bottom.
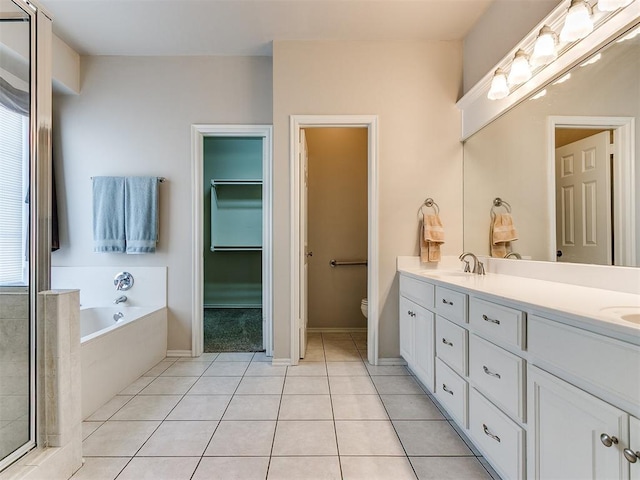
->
52, 55, 273, 352
273, 40, 464, 360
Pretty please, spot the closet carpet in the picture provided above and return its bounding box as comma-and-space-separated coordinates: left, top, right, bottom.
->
203, 308, 262, 352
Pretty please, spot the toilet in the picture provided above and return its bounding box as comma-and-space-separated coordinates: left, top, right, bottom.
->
360, 298, 368, 318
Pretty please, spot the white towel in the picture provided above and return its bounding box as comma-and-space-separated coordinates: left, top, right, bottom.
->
92, 177, 126, 253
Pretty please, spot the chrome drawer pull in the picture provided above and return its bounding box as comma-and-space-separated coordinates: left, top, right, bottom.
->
442, 299, 454, 306
482, 314, 500, 325
483, 366, 501, 379
442, 384, 454, 395
483, 424, 501, 443
623, 448, 639, 463
600, 433, 619, 447
441, 338, 453, 347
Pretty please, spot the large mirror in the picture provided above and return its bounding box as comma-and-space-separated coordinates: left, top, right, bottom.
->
463, 20, 639, 267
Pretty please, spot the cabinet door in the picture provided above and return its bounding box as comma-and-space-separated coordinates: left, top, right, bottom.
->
631, 416, 640, 480
399, 296, 416, 364
528, 365, 628, 480
413, 307, 435, 393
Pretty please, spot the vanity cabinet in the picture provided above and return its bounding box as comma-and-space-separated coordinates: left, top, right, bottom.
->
630, 416, 640, 480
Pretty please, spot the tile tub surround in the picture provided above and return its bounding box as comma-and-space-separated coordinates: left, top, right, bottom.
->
73, 333, 499, 480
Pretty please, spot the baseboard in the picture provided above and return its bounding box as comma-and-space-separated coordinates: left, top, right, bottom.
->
166, 350, 192, 358
271, 358, 291, 366
307, 327, 367, 333
376, 357, 407, 366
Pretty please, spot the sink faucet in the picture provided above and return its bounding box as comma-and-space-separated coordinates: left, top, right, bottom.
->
458, 252, 485, 275
114, 295, 127, 305
504, 252, 522, 259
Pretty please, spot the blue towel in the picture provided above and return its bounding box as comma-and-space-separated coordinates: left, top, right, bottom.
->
125, 176, 158, 254
92, 176, 126, 253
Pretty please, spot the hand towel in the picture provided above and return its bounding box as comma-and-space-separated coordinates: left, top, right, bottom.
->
420, 213, 444, 263
92, 176, 126, 253
491, 213, 518, 257
125, 176, 158, 254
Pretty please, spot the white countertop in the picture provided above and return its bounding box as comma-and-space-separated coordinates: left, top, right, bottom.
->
398, 261, 640, 345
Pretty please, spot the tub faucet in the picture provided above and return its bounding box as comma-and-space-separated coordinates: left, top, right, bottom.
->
114, 295, 127, 305
113, 312, 124, 322
458, 252, 485, 275
504, 252, 522, 259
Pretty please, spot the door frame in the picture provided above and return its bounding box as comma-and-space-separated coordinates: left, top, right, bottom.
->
191, 124, 273, 357
290, 115, 379, 366
547, 116, 636, 266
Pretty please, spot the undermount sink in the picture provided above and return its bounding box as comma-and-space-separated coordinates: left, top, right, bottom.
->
599, 306, 640, 325
428, 271, 475, 278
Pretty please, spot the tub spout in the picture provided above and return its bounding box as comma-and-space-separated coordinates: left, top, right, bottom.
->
114, 295, 127, 305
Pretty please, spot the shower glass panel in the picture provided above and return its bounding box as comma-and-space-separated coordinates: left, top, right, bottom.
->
0, 0, 32, 469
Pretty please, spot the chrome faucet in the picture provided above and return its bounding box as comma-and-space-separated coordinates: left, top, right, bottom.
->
458, 252, 485, 275
113, 311, 124, 322
504, 252, 522, 259
114, 295, 127, 305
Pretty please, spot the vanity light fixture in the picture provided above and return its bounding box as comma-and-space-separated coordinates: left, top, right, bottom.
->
507, 49, 532, 86
487, 68, 510, 100
560, 0, 594, 42
531, 26, 558, 67
597, 0, 633, 11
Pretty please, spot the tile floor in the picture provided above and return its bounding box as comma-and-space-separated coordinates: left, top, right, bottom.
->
73, 332, 499, 480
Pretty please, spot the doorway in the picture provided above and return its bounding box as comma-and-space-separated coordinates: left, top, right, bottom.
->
290, 115, 379, 366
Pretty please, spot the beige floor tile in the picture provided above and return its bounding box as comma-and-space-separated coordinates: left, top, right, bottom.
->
166, 394, 232, 421
203, 362, 250, 377
278, 395, 333, 420
322, 333, 354, 341
300, 348, 325, 362
236, 376, 285, 394
222, 394, 281, 420
160, 362, 211, 376
371, 376, 426, 395
193, 457, 270, 480
82, 421, 160, 456
245, 362, 288, 376
70, 457, 129, 480
410, 457, 491, 479
144, 360, 177, 377
116, 457, 199, 480
251, 352, 272, 363
137, 420, 217, 456
326, 362, 368, 376
110, 395, 182, 421
272, 420, 337, 456
82, 421, 103, 440
335, 420, 405, 456
328, 376, 377, 394
139, 376, 198, 395
204, 420, 276, 456
324, 341, 358, 352
178, 352, 219, 362
283, 376, 330, 395
85, 395, 133, 421
366, 364, 411, 376
380, 394, 444, 420
324, 350, 363, 362
267, 456, 341, 480
331, 394, 389, 420
216, 352, 255, 362
286, 363, 327, 377
393, 420, 473, 456
188, 376, 241, 395
119, 376, 154, 395
340, 456, 417, 480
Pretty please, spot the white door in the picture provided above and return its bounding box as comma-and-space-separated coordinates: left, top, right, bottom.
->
630, 416, 640, 480
527, 365, 627, 479
555, 131, 612, 265
299, 129, 309, 358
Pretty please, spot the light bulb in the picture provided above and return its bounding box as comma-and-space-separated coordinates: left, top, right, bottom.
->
597, 0, 633, 11
531, 26, 558, 67
507, 49, 532, 86
487, 68, 509, 100
560, 0, 594, 42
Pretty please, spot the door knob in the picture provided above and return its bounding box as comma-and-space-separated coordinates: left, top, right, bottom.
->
306, 251, 313, 258
600, 433, 618, 447
556, 250, 563, 257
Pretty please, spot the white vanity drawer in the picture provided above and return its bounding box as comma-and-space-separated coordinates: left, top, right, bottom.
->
399, 274, 434, 310
469, 334, 524, 422
436, 315, 467, 376
468, 297, 525, 349
435, 286, 467, 325
529, 315, 640, 411
435, 357, 468, 428
469, 388, 525, 480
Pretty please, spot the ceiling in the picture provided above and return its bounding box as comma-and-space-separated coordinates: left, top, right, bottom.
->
38, 0, 494, 56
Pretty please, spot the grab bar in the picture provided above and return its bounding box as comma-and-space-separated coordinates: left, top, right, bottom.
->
330, 259, 368, 267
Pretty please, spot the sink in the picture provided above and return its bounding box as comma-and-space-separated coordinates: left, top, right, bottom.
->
599, 306, 640, 325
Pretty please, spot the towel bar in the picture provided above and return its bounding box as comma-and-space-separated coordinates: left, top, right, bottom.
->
330, 259, 368, 267
91, 176, 166, 182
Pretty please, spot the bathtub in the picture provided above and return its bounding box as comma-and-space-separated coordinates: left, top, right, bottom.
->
80, 305, 167, 419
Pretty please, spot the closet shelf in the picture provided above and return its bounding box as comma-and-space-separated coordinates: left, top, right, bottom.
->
211, 179, 262, 187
